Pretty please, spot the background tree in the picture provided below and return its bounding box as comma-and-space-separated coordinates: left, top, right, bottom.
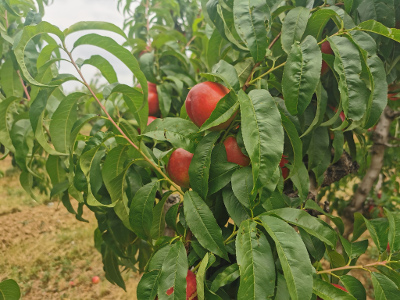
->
1, 0, 400, 299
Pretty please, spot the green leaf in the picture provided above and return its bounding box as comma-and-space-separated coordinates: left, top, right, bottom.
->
371, 272, 400, 300
307, 126, 330, 185
158, 242, 188, 300
200, 92, 239, 132
19, 171, 37, 201
208, 144, 240, 196
210, 60, 240, 91
267, 208, 337, 248
109, 84, 148, 132
77, 55, 118, 84
183, 191, 228, 260
280, 112, 303, 177
236, 220, 275, 299
196, 253, 210, 300
137, 270, 159, 300
259, 215, 313, 300
357, 0, 395, 27
151, 192, 171, 240
73, 33, 148, 100
231, 167, 256, 209
386, 210, 400, 254
13, 22, 64, 87
49, 92, 86, 153
233, 0, 270, 62
102, 145, 129, 197
210, 264, 240, 292
222, 186, 249, 225
64, 21, 127, 38
281, 7, 310, 54
304, 200, 345, 235
102, 246, 126, 290
282, 35, 321, 116
0, 58, 22, 98
238, 89, 284, 190
189, 131, 220, 199
339, 236, 368, 260
364, 217, 389, 253
10, 119, 34, 172
328, 36, 368, 121
139, 52, 157, 83
355, 20, 400, 43
144, 117, 200, 152
0, 96, 20, 152
304, 8, 338, 41
313, 279, 356, 300
129, 182, 158, 240
340, 275, 366, 300
0, 279, 21, 300
351, 213, 367, 241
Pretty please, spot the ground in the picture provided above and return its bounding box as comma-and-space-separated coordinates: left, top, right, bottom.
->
0, 156, 378, 299
0, 156, 139, 300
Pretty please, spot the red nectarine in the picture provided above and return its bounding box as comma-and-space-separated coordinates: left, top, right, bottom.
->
185, 81, 233, 130
165, 270, 197, 300
166, 148, 193, 188
223, 136, 250, 166
321, 41, 333, 76
279, 155, 289, 179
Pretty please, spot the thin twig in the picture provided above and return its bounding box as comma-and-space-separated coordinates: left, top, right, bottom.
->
242, 32, 282, 91
317, 261, 389, 274
63, 44, 184, 196
4, 10, 8, 28
17, 70, 31, 101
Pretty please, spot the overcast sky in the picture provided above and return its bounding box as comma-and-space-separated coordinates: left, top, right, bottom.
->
43, 0, 134, 91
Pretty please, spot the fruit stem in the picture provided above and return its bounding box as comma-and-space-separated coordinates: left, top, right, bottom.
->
63, 43, 184, 196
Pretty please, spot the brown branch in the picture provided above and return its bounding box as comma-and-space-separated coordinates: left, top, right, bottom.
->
17, 70, 31, 101
317, 260, 388, 274
4, 10, 8, 29
184, 229, 192, 254
344, 106, 396, 223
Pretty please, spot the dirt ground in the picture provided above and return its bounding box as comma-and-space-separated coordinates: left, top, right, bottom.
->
0, 156, 378, 299
0, 156, 139, 300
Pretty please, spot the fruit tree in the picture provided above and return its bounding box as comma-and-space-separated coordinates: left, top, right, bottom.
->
1, 0, 400, 299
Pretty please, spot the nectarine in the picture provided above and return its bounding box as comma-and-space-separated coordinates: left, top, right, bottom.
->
223, 136, 250, 166
279, 155, 289, 179
166, 148, 193, 188
185, 81, 233, 130
165, 270, 197, 300
321, 41, 333, 76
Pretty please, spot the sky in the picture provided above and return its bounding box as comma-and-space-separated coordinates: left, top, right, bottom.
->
42, 0, 134, 91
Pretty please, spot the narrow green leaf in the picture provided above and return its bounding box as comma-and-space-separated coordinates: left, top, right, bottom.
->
304, 8, 338, 41
189, 131, 220, 199
386, 210, 400, 254
371, 272, 400, 300
183, 191, 229, 260
129, 182, 158, 240
144, 117, 200, 152
10, 119, 34, 172
340, 275, 366, 300
259, 215, 313, 300
102, 246, 126, 290
282, 35, 321, 116
281, 7, 310, 54
0, 58, 22, 98
328, 36, 368, 121
222, 186, 249, 225
267, 208, 337, 248
77, 55, 118, 84
0, 97, 19, 152
151, 192, 171, 240
49, 92, 86, 153
304, 200, 345, 235
13, 22, 64, 87
64, 21, 127, 38
233, 0, 270, 62
158, 242, 188, 300
210, 264, 240, 292
231, 167, 256, 209
196, 253, 209, 300
355, 20, 400, 43
364, 217, 389, 253
313, 279, 356, 300
238, 89, 284, 190
137, 270, 159, 300
236, 220, 275, 299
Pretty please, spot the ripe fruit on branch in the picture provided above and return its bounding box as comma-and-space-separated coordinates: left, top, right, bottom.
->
147, 82, 160, 116
185, 81, 233, 130
321, 41, 333, 76
167, 148, 193, 188
223, 136, 250, 166
165, 270, 197, 299
279, 155, 289, 179
147, 116, 157, 125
